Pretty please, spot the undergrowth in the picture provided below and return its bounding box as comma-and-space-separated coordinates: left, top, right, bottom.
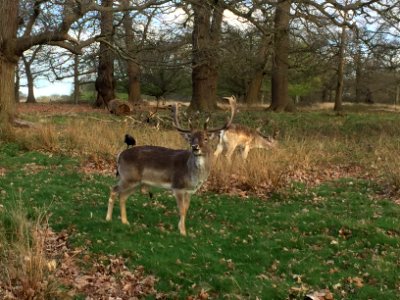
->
0, 143, 399, 299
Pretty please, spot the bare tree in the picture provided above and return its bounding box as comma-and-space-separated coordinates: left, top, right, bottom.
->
0, 0, 169, 126
121, 0, 142, 104
269, 0, 292, 111
244, 21, 273, 106
94, 0, 116, 108
0, 1, 19, 123
21, 46, 43, 103
190, 0, 224, 111
333, 5, 354, 111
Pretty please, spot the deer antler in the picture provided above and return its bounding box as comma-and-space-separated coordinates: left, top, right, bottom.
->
172, 104, 192, 133
206, 96, 237, 133
173, 96, 236, 133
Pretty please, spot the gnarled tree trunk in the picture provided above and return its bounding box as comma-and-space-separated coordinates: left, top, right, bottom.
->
22, 54, 36, 103
94, 0, 115, 108
334, 24, 346, 111
244, 24, 271, 106
0, 1, 19, 124
73, 54, 80, 104
245, 73, 265, 106
0, 58, 17, 124
269, 0, 292, 112
190, 1, 223, 112
14, 61, 20, 103
122, 0, 141, 104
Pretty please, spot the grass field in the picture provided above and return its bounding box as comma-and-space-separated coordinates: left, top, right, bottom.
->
1, 102, 400, 299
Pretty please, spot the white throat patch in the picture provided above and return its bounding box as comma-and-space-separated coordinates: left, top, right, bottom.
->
195, 156, 206, 168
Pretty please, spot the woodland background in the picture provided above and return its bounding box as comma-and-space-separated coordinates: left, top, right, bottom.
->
1, 1, 400, 299
1, 0, 400, 118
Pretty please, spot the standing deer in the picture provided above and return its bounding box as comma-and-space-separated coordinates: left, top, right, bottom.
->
106, 97, 236, 236
213, 123, 278, 162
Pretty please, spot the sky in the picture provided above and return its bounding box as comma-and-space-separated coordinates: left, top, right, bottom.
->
20, 78, 73, 98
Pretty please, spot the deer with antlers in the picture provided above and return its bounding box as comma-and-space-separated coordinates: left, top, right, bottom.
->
213, 123, 278, 162
106, 97, 237, 236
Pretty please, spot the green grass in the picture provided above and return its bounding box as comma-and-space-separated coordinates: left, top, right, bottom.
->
1, 143, 399, 299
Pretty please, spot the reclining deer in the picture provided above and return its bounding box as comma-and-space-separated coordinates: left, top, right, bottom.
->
106, 97, 236, 236
213, 122, 278, 162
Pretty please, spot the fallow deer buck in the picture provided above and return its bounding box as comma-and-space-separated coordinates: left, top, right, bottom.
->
213, 123, 278, 162
106, 97, 237, 236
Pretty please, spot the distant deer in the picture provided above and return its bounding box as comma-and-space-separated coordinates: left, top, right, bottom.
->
106, 97, 237, 235
213, 123, 278, 162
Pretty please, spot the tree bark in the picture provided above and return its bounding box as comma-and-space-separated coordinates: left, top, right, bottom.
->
94, 0, 115, 108
73, 54, 80, 104
0, 0, 19, 124
190, 1, 223, 112
354, 33, 362, 103
122, 0, 141, 104
244, 24, 271, 106
269, 0, 292, 112
15, 62, 20, 103
245, 72, 265, 106
22, 54, 36, 103
0, 58, 17, 124
334, 24, 346, 111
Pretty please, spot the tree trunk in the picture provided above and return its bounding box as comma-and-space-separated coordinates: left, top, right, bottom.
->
94, 0, 115, 108
0, 1, 19, 125
353, 27, 362, 103
122, 0, 141, 104
126, 61, 141, 104
190, 1, 223, 112
73, 54, 80, 104
245, 72, 265, 106
0, 58, 17, 124
354, 51, 362, 103
22, 55, 36, 103
269, 0, 292, 112
334, 24, 346, 111
244, 24, 271, 106
15, 61, 20, 103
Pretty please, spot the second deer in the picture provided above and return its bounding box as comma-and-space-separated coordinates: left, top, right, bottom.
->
213, 123, 278, 162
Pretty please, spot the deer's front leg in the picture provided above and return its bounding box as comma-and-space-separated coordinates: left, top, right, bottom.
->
214, 142, 224, 158
225, 146, 236, 163
174, 190, 191, 236
106, 186, 118, 221
242, 145, 250, 160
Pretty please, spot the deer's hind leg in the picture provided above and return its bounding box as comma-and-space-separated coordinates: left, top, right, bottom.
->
106, 181, 139, 224
106, 185, 119, 222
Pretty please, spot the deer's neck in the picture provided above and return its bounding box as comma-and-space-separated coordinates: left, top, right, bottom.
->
187, 153, 211, 191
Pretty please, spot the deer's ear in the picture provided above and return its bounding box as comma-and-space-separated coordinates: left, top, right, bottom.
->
207, 131, 220, 140
179, 132, 192, 143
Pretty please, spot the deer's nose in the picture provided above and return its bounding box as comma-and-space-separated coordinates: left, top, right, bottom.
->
191, 144, 200, 151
